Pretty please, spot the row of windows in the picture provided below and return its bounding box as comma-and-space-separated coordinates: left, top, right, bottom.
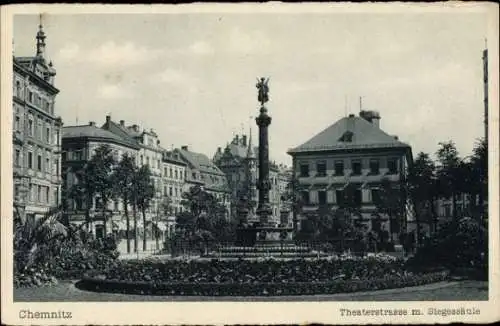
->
299, 158, 399, 177
14, 114, 59, 146
27, 184, 56, 205
164, 166, 185, 180
17, 148, 59, 175
164, 185, 182, 198
140, 155, 162, 169
301, 188, 384, 206
14, 81, 55, 115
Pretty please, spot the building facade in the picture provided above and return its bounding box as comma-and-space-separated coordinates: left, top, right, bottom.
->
61, 121, 140, 238
161, 150, 187, 235
288, 111, 413, 241
213, 133, 291, 226
13, 23, 63, 223
177, 146, 231, 219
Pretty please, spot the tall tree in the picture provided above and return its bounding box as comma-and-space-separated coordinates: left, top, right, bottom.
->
135, 165, 155, 252
408, 152, 438, 240
113, 153, 136, 253
69, 144, 114, 236
90, 145, 116, 237
471, 137, 488, 219
436, 141, 461, 221
375, 178, 405, 243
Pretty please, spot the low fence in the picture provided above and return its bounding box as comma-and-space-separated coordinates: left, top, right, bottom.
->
160, 238, 375, 258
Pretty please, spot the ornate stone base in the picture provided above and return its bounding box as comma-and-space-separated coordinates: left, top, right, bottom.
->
236, 225, 293, 247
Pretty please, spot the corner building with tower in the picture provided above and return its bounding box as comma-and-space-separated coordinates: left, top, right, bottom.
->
12, 22, 63, 223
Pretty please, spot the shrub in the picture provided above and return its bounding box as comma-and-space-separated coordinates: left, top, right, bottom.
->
406, 217, 487, 280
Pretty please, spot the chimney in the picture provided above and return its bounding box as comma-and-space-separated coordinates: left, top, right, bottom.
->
217, 147, 222, 153
348, 114, 355, 118
393, 135, 399, 140
359, 110, 381, 128
181, 145, 188, 151
120, 120, 125, 126
242, 135, 247, 146
132, 124, 139, 132
106, 115, 111, 123
89, 121, 96, 127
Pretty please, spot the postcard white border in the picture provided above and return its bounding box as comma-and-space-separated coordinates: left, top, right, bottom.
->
2, 3, 499, 325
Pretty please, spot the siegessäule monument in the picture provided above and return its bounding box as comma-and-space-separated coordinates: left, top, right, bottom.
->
235, 78, 293, 246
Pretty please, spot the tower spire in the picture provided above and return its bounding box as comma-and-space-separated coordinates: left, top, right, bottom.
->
246, 124, 256, 159
36, 14, 46, 60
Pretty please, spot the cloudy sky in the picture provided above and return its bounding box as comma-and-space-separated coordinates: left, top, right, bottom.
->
12, 7, 493, 165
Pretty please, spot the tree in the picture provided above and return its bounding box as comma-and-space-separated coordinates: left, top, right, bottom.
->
375, 178, 405, 243
135, 165, 155, 252
113, 153, 136, 253
471, 137, 488, 219
408, 152, 438, 240
69, 144, 115, 236
90, 145, 116, 237
436, 141, 461, 221
179, 185, 228, 241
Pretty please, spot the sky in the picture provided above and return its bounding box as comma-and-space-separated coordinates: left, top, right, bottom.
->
12, 9, 492, 165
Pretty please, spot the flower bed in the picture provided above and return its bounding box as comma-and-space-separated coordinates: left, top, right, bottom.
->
77, 271, 449, 296
77, 256, 449, 296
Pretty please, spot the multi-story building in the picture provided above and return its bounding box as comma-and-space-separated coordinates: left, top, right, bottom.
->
287, 110, 413, 241
177, 145, 231, 219
13, 23, 63, 223
101, 116, 164, 220
161, 149, 187, 235
213, 133, 291, 225
61, 121, 140, 238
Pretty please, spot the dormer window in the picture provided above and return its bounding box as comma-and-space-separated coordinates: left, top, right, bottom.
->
339, 131, 353, 142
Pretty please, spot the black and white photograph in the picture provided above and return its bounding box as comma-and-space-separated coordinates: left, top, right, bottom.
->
1, 3, 499, 325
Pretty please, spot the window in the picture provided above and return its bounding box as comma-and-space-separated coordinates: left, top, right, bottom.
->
28, 152, 33, 169
45, 187, 50, 204
192, 172, 196, 180
45, 157, 50, 173
54, 159, 59, 175
37, 120, 43, 140
37, 154, 42, 171
28, 90, 33, 103
14, 149, 20, 166
29, 184, 33, 202
15, 116, 20, 131
336, 190, 344, 206
175, 188, 178, 197
175, 170, 178, 179
354, 189, 362, 205
146, 156, 150, 166
299, 163, 309, 177
114, 200, 119, 211
387, 158, 398, 174
351, 160, 362, 175
316, 161, 327, 177
37, 185, 42, 202
334, 160, 344, 176
169, 187, 173, 196
169, 168, 173, 178
318, 190, 327, 205
53, 189, 58, 206
140, 155, 144, 165
28, 119, 34, 136
339, 131, 353, 142
371, 188, 381, 204
369, 159, 380, 175
301, 191, 310, 204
